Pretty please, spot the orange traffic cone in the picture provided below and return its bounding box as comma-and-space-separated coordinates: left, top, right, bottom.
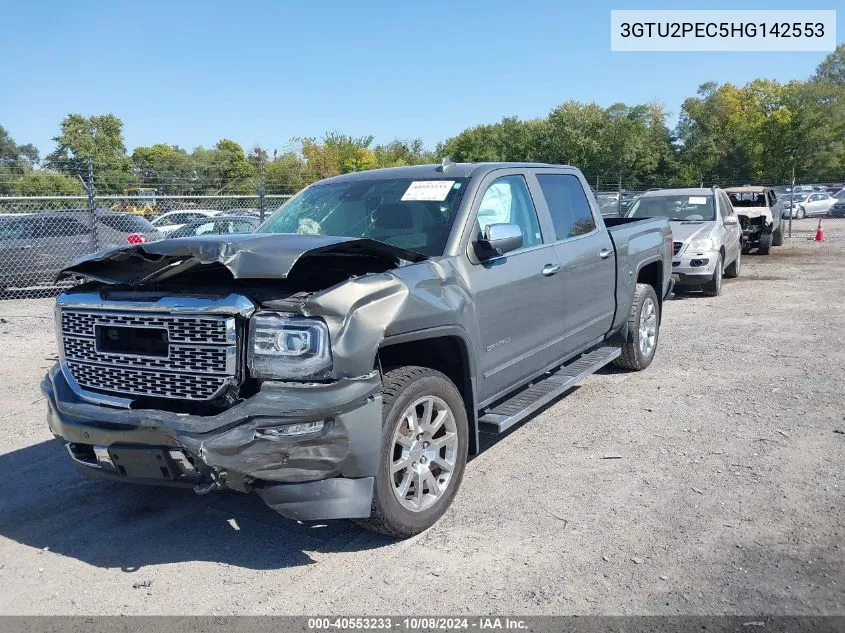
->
815, 218, 825, 242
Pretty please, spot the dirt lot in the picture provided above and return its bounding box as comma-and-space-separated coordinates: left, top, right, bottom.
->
0, 218, 842, 615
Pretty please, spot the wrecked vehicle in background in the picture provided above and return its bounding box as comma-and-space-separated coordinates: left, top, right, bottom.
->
724, 186, 784, 255
43, 162, 672, 537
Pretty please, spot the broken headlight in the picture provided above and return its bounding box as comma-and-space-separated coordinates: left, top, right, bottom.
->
248, 313, 332, 380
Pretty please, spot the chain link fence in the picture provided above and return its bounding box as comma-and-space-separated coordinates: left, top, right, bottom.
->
2, 174, 843, 300
0, 195, 291, 299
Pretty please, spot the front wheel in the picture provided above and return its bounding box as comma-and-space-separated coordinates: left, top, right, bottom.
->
772, 225, 784, 246
724, 249, 741, 278
702, 254, 723, 296
612, 283, 660, 371
757, 230, 772, 255
355, 366, 469, 538
797, 208, 806, 220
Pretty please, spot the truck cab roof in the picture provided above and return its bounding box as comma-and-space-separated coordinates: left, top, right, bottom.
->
315, 162, 569, 185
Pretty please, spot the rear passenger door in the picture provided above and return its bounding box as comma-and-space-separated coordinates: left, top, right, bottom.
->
532, 170, 616, 356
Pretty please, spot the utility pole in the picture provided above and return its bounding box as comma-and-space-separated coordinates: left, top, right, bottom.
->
617, 172, 622, 217
258, 153, 267, 223
788, 165, 795, 239
78, 157, 97, 253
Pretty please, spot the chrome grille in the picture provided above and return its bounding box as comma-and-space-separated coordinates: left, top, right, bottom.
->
61, 311, 230, 344
67, 362, 229, 400
63, 337, 230, 374
673, 241, 683, 256
59, 308, 237, 401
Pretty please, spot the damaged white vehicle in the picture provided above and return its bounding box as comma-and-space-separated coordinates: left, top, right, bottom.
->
724, 186, 784, 255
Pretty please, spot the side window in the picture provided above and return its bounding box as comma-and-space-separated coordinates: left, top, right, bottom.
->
476, 175, 542, 248
536, 174, 597, 240
767, 190, 777, 205
232, 220, 255, 233
194, 221, 215, 235
0, 218, 39, 239
719, 192, 733, 218
43, 217, 89, 237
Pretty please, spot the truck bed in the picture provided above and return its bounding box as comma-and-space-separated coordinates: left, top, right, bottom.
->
602, 215, 672, 335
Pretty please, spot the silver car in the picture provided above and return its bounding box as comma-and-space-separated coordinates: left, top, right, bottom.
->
626, 188, 742, 296
784, 192, 837, 219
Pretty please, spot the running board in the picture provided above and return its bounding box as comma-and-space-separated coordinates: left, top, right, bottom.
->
478, 347, 621, 434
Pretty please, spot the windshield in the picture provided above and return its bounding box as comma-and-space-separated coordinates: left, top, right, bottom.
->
257, 177, 468, 256
626, 194, 715, 221
727, 192, 768, 208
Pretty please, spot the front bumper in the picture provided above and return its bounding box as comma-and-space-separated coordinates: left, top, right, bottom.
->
672, 250, 718, 285
42, 364, 382, 520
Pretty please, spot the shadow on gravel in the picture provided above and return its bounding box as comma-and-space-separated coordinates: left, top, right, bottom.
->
0, 439, 391, 572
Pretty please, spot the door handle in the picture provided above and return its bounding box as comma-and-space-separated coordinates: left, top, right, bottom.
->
542, 264, 561, 276
599, 248, 612, 259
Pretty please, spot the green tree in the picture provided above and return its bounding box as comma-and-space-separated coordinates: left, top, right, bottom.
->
12, 170, 84, 195
265, 151, 306, 194
0, 125, 40, 194
813, 43, 845, 86
45, 113, 136, 193
190, 139, 255, 194
131, 144, 195, 193
373, 138, 435, 167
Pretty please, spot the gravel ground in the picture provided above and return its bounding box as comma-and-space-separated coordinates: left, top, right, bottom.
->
0, 218, 842, 615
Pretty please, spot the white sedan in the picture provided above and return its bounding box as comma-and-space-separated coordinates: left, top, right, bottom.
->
783, 193, 837, 219
150, 210, 222, 234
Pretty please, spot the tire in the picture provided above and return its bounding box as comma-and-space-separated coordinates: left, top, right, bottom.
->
772, 225, 783, 246
757, 230, 772, 255
702, 254, 723, 296
612, 283, 660, 371
355, 366, 469, 538
724, 249, 741, 279
797, 208, 806, 220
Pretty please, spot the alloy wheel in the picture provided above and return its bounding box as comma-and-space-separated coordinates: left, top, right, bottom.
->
390, 395, 459, 512
638, 297, 658, 358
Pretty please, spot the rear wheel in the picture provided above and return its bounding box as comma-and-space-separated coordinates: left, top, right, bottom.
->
724, 249, 741, 279
757, 230, 772, 255
702, 254, 723, 296
355, 366, 469, 538
612, 283, 660, 371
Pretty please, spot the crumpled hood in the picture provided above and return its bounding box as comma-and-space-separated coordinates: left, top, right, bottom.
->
669, 220, 713, 244
57, 233, 428, 285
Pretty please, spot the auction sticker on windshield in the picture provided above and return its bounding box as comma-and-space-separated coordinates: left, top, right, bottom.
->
401, 180, 455, 201
689, 196, 708, 204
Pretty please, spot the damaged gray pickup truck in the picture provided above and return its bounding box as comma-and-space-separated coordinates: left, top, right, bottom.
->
43, 162, 673, 537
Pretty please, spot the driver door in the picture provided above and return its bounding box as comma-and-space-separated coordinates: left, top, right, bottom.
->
461, 171, 566, 404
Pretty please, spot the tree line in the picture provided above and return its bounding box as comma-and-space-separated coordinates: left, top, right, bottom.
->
1, 45, 843, 197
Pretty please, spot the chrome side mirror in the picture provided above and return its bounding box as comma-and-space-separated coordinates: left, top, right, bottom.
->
474, 223, 523, 260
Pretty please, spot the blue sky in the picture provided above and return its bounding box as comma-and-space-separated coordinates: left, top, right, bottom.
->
2, 0, 841, 157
